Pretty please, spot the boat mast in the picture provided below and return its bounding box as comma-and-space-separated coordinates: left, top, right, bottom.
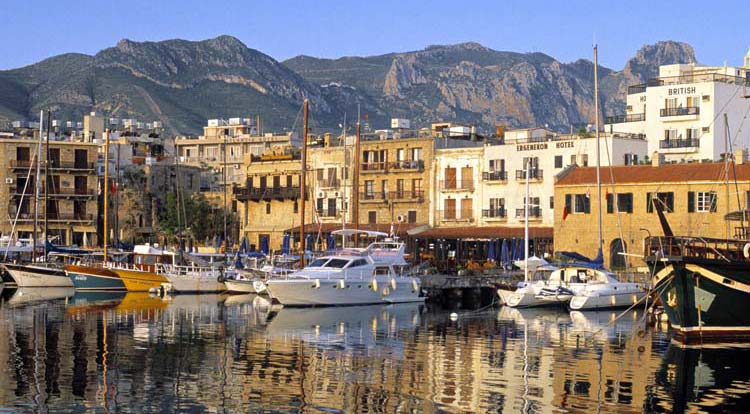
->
32, 110, 43, 261
354, 119, 361, 245
104, 130, 110, 262
299, 99, 309, 266
594, 44, 603, 256
43, 109, 51, 260
524, 158, 530, 283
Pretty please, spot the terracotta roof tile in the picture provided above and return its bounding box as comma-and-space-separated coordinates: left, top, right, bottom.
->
556, 162, 750, 186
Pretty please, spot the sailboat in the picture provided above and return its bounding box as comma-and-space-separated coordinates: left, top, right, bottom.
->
3, 110, 74, 288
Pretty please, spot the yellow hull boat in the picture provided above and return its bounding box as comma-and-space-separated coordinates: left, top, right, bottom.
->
111, 268, 169, 292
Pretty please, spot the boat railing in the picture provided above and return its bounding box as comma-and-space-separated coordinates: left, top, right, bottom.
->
644, 236, 746, 262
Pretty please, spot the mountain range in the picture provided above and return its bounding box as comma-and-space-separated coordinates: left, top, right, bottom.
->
0, 36, 696, 135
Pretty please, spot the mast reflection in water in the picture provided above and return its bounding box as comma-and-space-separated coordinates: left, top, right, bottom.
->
0, 287, 748, 413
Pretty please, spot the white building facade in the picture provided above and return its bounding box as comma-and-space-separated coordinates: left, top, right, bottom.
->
606, 55, 750, 162
432, 129, 648, 229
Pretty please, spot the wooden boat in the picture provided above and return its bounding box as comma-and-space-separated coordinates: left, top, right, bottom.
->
65, 263, 125, 291
3, 263, 73, 288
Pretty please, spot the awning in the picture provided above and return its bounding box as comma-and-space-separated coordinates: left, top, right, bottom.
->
283, 223, 423, 236
409, 226, 553, 240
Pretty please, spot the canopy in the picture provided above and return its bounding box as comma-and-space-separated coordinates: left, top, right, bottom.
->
513, 255, 549, 271
260, 235, 269, 255
500, 239, 510, 267
331, 229, 389, 238
281, 234, 291, 255
725, 209, 750, 221
487, 240, 496, 261
238, 236, 248, 254
326, 234, 335, 251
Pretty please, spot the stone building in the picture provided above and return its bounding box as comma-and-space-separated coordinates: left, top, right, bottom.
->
554, 154, 750, 269
0, 131, 99, 245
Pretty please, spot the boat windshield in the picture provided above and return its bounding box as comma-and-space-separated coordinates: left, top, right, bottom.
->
325, 259, 350, 268
307, 258, 330, 267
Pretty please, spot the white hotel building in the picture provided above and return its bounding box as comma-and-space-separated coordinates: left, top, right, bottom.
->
606, 52, 750, 162
431, 127, 648, 229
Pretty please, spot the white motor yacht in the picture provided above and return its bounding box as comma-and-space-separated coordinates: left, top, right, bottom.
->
265, 230, 423, 306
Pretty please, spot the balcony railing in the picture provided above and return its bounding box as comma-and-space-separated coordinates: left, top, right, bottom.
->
515, 207, 542, 219
361, 162, 387, 172
234, 186, 303, 202
439, 180, 474, 191
388, 160, 424, 172
628, 73, 750, 95
482, 171, 508, 181
660, 107, 700, 117
659, 138, 700, 149
14, 213, 95, 223
515, 169, 543, 181
317, 179, 340, 189
606, 113, 646, 124
482, 208, 507, 219
9, 160, 96, 171
316, 208, 338, 218
360, 191, 425, 202
438, 209, 474, 221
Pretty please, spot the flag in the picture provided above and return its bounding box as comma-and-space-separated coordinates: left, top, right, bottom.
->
562, 206, 569, 221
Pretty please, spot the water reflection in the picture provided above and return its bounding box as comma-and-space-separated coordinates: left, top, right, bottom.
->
0, 292, 747, 413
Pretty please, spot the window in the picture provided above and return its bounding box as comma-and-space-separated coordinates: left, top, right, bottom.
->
574, 194, 590, 214
273, 175, 280, 189
664, 129, 678, 141
293, 200, 299, 214
607, 193, 633, 213
489, 159, 505, 172
581, 155, 588, 167
287, 175, 293, 187
368, 211, 376, 224
349, 259, 368, 268
686, 128, 700, 139
396, 148, 406, 161
408, 210, 417, 223
364, 180, 374, 198
570, 155, 577, 165
410, 148, 423, 161
549, 196, 554, 209
265, 203, 271, 214
489, 198, 505, 217
327, 198, 337, 216
554, 155, 563, 169
396, 179, 405, 198
691, 191, 717, 213
647, 192, 674, 213
522, 157, 539, 170
412, 178, 423, 198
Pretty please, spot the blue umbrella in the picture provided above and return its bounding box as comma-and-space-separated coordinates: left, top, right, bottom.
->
500, 239, 509, 267
326, 234, 335, 251
234, 253, 244, 269
281, 234, 290, 255
305, 234, 314, 252
514, 238, 523, 261
260, 235, 269, 255
509, 237, 516, 262
238, 236, 248, 255
487, 240, 496, 262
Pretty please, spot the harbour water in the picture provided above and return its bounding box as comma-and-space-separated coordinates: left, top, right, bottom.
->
0, 288, 748, 413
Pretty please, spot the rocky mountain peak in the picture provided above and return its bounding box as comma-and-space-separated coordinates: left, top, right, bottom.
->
622, 41, 696, 80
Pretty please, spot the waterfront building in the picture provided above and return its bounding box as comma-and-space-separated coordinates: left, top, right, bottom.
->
233, 146, 302, 251
554, 153, 750, 268
0, 129, 99, 245
174, 118, 295, 190
605, 52, 750, 162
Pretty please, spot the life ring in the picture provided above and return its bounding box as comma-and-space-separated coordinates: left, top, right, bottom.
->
217, 275, 226, 283
743, 243, 750, 259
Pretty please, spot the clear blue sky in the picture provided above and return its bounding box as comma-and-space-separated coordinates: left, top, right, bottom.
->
1, 0, 748, 70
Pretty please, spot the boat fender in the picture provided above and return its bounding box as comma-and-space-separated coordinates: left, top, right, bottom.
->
338, 279, 346, 289
382, 287, 390, 296
313, 279, 320, 289
411, 279, 419, 292
371, 279, 378, 292
390, 278, 397, 291
744, 243, 750, 259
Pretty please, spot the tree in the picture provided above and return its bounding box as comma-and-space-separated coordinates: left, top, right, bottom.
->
157, 192, 237, 244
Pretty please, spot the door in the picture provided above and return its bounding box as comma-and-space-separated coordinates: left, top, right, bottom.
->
75, 176, 87, 195
461, 198, 472, 219
444, 199, 456, 219
444, 168, 456, 189
74, 149, 88, 169
461, 167, 473, 190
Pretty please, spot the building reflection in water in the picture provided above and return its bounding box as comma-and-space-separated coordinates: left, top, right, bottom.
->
0, 288, 747, 413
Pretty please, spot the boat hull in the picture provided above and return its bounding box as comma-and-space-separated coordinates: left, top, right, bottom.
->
6, 286, 75, 306
111, 268, 169, 292
165, 275, 226, 293
3, 263, 73, 288
652, 261, 750, 343
569, 291, 646, 310
497, 288, 569, 308
266, 277, 423, 307
65, 265, 126, 291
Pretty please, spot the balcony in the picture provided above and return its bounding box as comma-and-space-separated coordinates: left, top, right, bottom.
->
660, 107, 700, 117
606, 113, 646, 124
482, 171, 508, 182
13, 213, 95, 224
47, 188, 97, 199
360, 190, 425, 203
482, 208, 507, 220
515, 169, 543, 181
388, 160, 424, 172
438, 209, 474, 222
659, 138, 700, 149
360, 162, 387, 173
233, 186, 303, 202
9, 160, 97, 172
316, 208, 339, 218
515, 207, 542, 220
317, 179, 340, 189
439, 180, 474, 192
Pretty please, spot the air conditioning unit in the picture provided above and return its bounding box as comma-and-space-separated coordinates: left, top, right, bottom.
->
5, 178, 13, 184
317, 191, 326, 199
234, 164, 240, 169
334, 191, 340, 198
397, 214, 405, 223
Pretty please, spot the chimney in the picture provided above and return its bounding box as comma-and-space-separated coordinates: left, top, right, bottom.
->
736, 149, 747, 165
651, 151, 664, 167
